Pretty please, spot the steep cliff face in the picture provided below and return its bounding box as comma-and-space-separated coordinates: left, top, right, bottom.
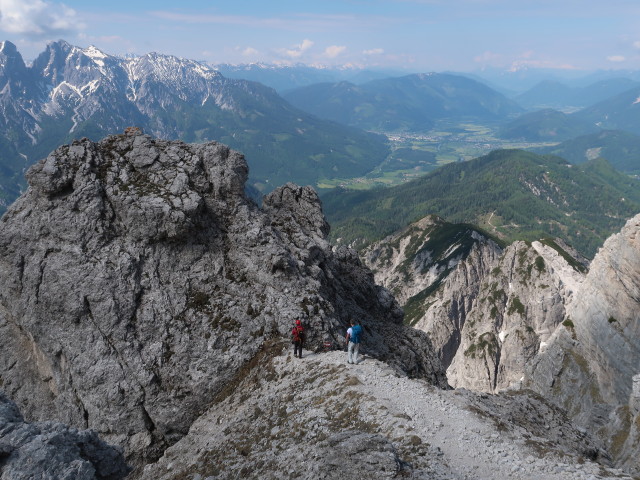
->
364, 216, 503, 368
524, 213, 640, 474
0, 132, 446, 472
569, 213, 640, 406
363, 217, 583, 392
446, 239, 584, 392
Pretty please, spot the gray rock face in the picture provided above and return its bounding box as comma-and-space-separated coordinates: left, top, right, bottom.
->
446, 239, 583, 392
524, 213, 640, 475
0, 391, 129, 480
568, 213, 640, 405
364, 216, 503, 368
632, 374, 640, 414
410, 235, 503, 370
0, 132, 446, 474
363, 216, 582, 392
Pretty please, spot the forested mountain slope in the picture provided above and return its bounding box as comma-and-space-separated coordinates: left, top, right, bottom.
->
283, 73, 522, 132
323, 149, 640, 258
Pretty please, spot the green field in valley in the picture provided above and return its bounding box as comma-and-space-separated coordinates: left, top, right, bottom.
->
315, 120, 559, 191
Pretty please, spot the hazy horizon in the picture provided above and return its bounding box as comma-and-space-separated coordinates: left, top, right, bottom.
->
1, 0, 640, 76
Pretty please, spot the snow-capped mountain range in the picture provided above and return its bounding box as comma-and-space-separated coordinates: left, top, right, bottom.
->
1, 39, 264, 136
0, 40, 388, 210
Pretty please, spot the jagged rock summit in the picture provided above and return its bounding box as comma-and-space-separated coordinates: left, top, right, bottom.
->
0, 131, 446, 475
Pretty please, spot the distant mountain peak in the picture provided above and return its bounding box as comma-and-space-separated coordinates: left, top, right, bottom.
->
0, 40, 26, 71
45, 38, 74, 53
0, 40, 18, 55
83, 45, 108, 60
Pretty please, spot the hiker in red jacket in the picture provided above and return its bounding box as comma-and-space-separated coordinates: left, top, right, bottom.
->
291, 319, 305, 358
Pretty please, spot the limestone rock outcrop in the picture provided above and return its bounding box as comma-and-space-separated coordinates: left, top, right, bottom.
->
364, 216, 583, 392
0, 132, 446, 474
524, 213, 640, 474
446, 239, 584, 392
0, 391, 129, 480
3, 129, 637, 478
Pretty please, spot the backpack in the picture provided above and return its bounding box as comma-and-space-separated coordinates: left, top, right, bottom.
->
292, 325, 304, 342
350, 324, 362, 343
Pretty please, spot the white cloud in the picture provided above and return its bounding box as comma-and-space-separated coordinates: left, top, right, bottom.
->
0, 0, 82, 38
242, 47, 259, 57
284, 38, 314, 58
324, 45, 346, 58
473, 50, 577, 71
363, 48, 384, 55
78, 33, 122, 44
607, 55, 626, 62
633, 41, 640, 50
473, 50, 505, 66
510, 59, 577, 71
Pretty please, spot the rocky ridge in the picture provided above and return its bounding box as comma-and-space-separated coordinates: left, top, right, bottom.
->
142, 349, 630, 480
1, 131, 637, 478
363, 216, 591, 392
364, 216, 505, 370
0, 131, 444, 476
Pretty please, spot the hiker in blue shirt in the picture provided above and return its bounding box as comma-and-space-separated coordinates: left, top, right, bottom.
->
346, 319, 362, 364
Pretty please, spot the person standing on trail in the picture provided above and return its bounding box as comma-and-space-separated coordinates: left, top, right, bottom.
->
346, 319, 362, 364
291, 319, 305, 358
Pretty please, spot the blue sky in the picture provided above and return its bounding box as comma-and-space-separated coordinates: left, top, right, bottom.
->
1, 0, 640, 73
